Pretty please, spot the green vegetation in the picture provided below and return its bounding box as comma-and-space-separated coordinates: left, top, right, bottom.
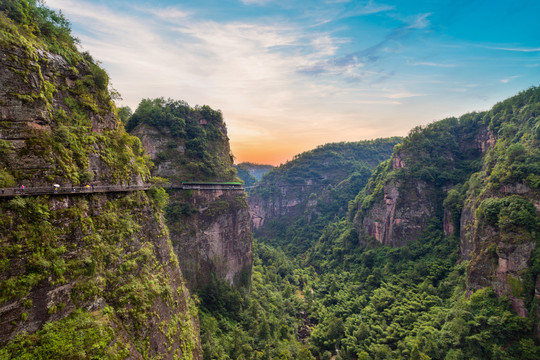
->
235, 164, 259, 188
251, 138, 401, 255
0, 0, 80, 64
201, 226, 539, 359
0, 191, 198, 358
0, 310, 129, 359
202, 88, 540, 359
127, 97, 238, 181
235, 163, 274, 187
0, 0, 152, 185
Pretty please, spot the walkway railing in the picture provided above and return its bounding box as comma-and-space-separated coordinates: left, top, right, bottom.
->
0, 183, 245, 198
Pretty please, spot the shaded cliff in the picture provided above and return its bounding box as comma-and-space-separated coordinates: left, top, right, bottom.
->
248, 138, 400, 254
352, 114, 490, 246
128, 98, 252, 290
352, 87, 539, 328
0, 3, 200, 358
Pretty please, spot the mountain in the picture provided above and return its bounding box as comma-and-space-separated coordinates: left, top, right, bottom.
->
203, 89, 539, 360
128, 98, 253, 291
351, 87, 539, 323
0, 2, 200, 358
248, 138, 401, 254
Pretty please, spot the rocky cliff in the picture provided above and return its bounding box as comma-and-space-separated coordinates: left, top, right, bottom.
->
458, 88, 540, 328
248, 139, 400, 254
0, 3, 200, 358
352, 87, 539, 328
129, 99, 252, 290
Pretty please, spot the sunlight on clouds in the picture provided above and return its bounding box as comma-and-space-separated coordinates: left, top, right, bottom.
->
44, 0, 537, 165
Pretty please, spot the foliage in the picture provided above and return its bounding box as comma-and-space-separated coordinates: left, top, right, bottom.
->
251, 138, 401, 255
0, 191, 198, 357
0, 0, 79, 63
0, 1, 152, 186
127, 97, 238, 182
0, 310, 129, 359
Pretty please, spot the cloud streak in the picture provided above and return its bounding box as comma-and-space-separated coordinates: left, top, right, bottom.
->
44, 0, 540, 165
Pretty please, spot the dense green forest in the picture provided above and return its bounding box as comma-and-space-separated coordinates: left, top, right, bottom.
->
250, 138, 401, 255
200, 230, 538, 360
235, 163, 274, 188
1, 2, 538, 360
201, 89, 540, 360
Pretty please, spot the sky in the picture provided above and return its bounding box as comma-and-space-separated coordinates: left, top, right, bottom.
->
45, 0, 540, 165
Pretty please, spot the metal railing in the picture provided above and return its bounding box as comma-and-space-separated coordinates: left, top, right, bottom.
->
0, 183, 245, 198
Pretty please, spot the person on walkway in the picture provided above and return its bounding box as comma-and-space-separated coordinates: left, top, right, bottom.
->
20, 184, 24, 193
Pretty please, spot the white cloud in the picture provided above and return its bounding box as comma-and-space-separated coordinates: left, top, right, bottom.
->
407, 13, 431, 29
383, 91, 424, 99
500, 76, 519, 83
408, 61, 456, 68
491, 46, 540, 52
240, 0, 272, 5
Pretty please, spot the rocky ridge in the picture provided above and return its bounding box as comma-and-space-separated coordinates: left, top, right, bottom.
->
352, 88, 539, 329
0, 6, 201, 358
129, 101, 253, 290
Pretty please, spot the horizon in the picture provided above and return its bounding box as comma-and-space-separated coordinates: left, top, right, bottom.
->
45, 0, 540, 166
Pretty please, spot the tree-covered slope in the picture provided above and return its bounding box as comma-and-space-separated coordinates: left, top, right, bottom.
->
202, 88, 539, 360
351, 86, 539, 322
248, 138, 401, 255
128, 97, 237, 183
0, 2, 201, 358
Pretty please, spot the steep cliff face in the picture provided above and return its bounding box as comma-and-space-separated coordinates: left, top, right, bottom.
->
247, 139, 400, 253
353, 115, 491, 246
458, 88, 540, 325
129, 99, 252, 290
0, 4, 200, 358
352, 87, 539, 328
0, 11, 150, 188
167, 189, 252, 289
0, 192, 201, 359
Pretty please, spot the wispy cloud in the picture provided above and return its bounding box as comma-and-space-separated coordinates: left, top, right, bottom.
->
408, 61, 456, 68
240, 0, 272, 5
145, 7, 191, 20
500, 76, 519, 83
299, 12, 431, 79
44, 0, 538, 165
490, 46, 540, 52
383, 91, 424, 99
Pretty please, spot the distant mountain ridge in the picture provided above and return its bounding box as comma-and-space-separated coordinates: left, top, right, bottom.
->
248, 138, 401, 254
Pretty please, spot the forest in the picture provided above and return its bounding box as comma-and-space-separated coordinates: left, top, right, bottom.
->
199, 88, 540, 360
0, 2, 538, 360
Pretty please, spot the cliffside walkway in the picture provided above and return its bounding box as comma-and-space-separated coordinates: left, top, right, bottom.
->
0, 182, 244, 198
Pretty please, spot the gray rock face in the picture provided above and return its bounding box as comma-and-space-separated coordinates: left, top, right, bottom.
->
358, 178, 437, 246
169, 189, 252, 289
460, 184, 539, 321
0, 42, 143, 187
133, 119, 253, 291
0, 34, 201, 358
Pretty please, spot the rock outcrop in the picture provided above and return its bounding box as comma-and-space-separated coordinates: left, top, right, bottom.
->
352, 88, 540, 330
0, 7, 201, 358
247, 139, 400, 253
129, 102, 252, 290
353, 117, 490, 246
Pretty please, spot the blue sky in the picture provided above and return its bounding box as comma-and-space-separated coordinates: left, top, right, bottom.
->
46, 0, 540, 165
